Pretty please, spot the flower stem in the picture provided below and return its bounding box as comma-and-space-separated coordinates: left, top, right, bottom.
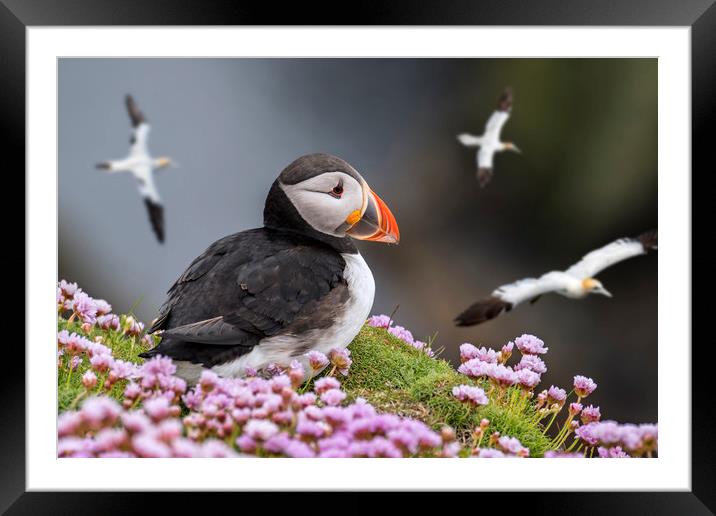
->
542, 409, 559, 434
69, 390, 87, 410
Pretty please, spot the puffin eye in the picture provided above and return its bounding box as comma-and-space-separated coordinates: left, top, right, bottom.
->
329, 183, 344, 198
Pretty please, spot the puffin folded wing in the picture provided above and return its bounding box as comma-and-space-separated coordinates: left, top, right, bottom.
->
138, 316, 259, 364
143, 235, 347, 366
161, 316, 257, 345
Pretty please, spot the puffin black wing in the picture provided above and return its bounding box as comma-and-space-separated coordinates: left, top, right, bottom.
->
141, 229, 347, 367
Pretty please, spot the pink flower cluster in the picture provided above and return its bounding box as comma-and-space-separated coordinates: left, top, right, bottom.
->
367, 314, 435, 357
457, 339, 545, 392
575, 421, 658, 457
455, 333, 658, 458
181, 371, 455, 457
58, 396, 237, 458
473, 433, 529, 458
57, 280, 146, 340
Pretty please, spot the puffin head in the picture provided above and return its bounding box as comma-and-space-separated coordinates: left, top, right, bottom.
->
264, 154, 400, 246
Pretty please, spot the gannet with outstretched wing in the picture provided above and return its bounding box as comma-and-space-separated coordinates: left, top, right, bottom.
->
457, 87, 521, 188
454, 230, 657, 326
96, 95, 176, 243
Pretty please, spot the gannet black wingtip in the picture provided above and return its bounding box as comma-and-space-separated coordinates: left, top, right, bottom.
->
455, 297, 512, 327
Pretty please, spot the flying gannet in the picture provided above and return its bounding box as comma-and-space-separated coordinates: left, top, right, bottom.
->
96, 94, 176, 243
454, 230, 657, 326
457, 87, 521, 188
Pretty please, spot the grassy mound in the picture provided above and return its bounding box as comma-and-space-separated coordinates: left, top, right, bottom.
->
341, 326, 550, 456
58, 319, 551, 457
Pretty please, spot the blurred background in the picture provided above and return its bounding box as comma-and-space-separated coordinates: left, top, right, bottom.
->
59, 58, 657, 423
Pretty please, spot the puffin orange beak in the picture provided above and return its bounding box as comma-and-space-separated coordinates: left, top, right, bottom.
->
345, 185, 400, 244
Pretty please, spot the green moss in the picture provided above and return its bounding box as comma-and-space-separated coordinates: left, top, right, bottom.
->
58, 318, 552, 456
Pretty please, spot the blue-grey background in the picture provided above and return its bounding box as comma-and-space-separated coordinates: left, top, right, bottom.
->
59, 58, 657, 423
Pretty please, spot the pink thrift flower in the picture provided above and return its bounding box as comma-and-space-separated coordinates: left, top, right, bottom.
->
89, 353, 113, 373
236, 434, 257, 453
244, 419, 280, 441
306, 350, 329, 371
581, 405, 601, 424
132, 434, 172, 458
288, 360, 305, 388
143, 397, 172, 422
569, 402, 583, 416
93, 299, 112, 316
328, 347, 352, 376
451, 384, 488, 406
514, 355, 547, 374
320, 388, 346, 407
516, 368, 541, 390
500, 341, 514, 363
547, 385, 567, 405
97, 314, 120, 331
72, 292, 98, 324
314, 377, 341, 394
59, 279, 79, 298
573, 375, 597, 398
457, 358, 491, 378
514, 334, 548, 355
544, 451, 584, 458
598, 446, 630, 458
81, 370, 97, 390
367, 314, 392, 328
487, 363, 517, 388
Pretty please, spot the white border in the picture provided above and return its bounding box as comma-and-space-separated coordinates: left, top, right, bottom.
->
28, 27, 690, 490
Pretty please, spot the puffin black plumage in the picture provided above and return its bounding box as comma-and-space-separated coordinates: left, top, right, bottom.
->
139, 154, 399, 382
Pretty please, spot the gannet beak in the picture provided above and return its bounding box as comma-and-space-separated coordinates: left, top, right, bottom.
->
345, 182, 400, 244
511, 145, 522, 154
598, 287, 612, 298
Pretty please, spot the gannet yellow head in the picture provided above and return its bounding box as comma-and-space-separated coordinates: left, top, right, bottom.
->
155, 157, 175, 169
582, 278, 612, 297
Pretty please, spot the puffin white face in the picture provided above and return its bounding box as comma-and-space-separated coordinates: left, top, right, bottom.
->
280, 171, 364, 237
280, 170, 399, 243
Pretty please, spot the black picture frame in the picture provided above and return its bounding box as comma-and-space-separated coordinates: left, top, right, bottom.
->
5, 0, 708, 512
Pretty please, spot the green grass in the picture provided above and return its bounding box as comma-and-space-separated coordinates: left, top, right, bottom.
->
58, 318, 552, 456
57, 316, 149, 412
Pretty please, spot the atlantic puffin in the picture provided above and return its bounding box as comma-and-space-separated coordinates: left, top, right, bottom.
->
454, 230, 657, 326
139, 153, 399, 382
457, 87, 520, 188
96, 94, 177, 243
